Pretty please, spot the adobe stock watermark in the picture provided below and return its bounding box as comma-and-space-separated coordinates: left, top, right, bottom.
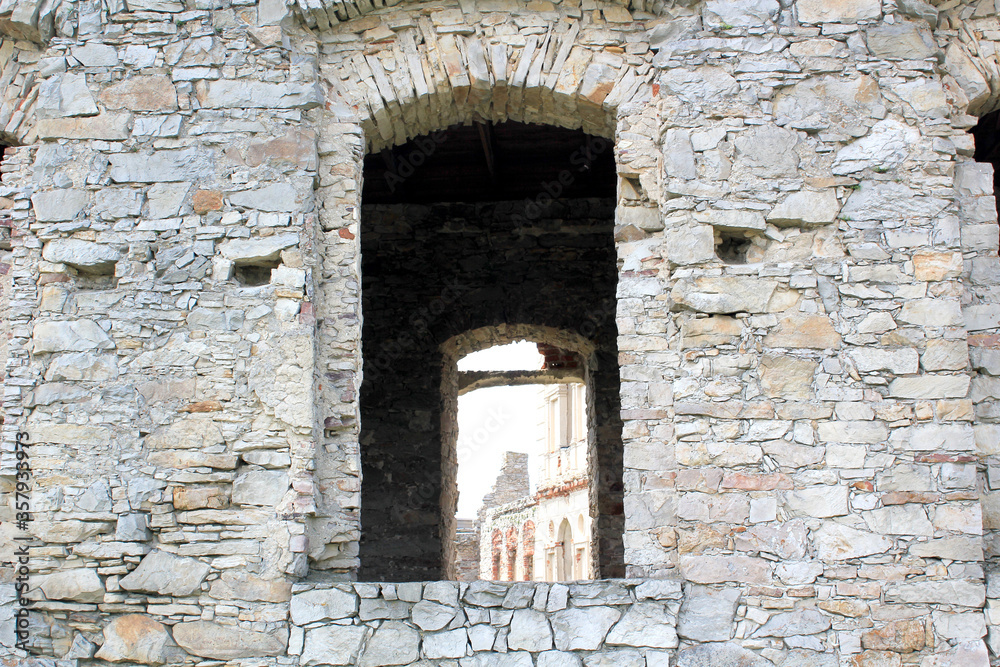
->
383, 131, 449, 193
514, 135, 611, 223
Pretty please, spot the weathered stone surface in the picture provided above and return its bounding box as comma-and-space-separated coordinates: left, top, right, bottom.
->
119, 550, 210, 596
677, 586, 740, 642
196, 80, 323, 109
290, 587, 358, 624
33, 320, 114, 354
42, 239, 122, 273
755, 609, 831, 637
551, 607, 620, 650
109, 149, 214, 183
231, 470, 288, 506
767, 189, 841, 226
172, 621, 286, 660
886, 581, 985, 607
675, 642, 775, 667
660, 66, 740, 104
814, 523, 892, 561
209, 572, 291, 603
229, 183, 304, 212
36, 112, 132, 140
31, 188, 88, 222
797, 0, 880, 23
681, 555, 772, 584
671, 277, 777, 314
508, 608, 553, 651
606, 602, 677, 648
100, 76, 178, 111
735, 125, 799, 178
37, 568, 104, 602
832, 119, 918, 175
866, 21, 937, 60
37, 73, 98, 118
95, 615, 187, 665
359, 621, 419, 667
764, 314, 841, 349
219, 233, 299, 264
424, 628, 469, 659
412, 600, 458, 631
862, 620, 926, 652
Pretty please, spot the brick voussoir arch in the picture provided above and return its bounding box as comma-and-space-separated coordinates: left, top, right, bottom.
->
321, 11, 655, 152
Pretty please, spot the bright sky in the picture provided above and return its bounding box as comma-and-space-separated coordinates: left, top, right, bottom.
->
456, 342, 544, 519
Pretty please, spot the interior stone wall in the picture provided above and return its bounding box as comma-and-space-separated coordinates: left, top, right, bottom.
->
358, 199, 621, 581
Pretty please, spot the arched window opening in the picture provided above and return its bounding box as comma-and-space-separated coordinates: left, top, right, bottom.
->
357, 121, 622, 582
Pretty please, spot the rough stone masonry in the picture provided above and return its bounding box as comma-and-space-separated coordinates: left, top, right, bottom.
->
2, 0, 1000, 664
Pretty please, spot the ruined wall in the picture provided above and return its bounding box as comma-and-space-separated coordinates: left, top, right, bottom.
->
0, 0, 998, 664
359, 199, 620, 580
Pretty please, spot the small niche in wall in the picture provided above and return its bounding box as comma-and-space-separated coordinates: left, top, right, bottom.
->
715, 229, 754, 264
234, 260, 279, 287
74, 270, 117, 290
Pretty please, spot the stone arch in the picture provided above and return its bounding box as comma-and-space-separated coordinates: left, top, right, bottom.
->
0, 38, 37, 145
319, 0, 655, 152
440, 323, 610, 580
295, 0, 669, 50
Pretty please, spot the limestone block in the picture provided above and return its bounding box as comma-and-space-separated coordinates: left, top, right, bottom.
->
866, 21, 937, 60
922, 339, 968, 371
423, 628, 469, 659
604, 602, 677, 648
99, 75, 177, 111
895, 79, 949, 117
551, 607, 620, 650
172, 621, 286, 660
537, 652, 583, 667
680, 555, 772, 584
37, 73, 98, 118
889, 423, 974, 451
932, 612, 988, 641
146, 417, 224, 450
766, 189, 841, 226
964, 304, 1000, 331
694, 209, 765, 231
797, 0, 880, 23
109, 149, 214, 183
196, 80, 322, 109
776, 561, 824, 585
888, 375, 970, 399
671, 277, 777, 314
95, 615, 187, 664
146, 450, 237, 469
913, 251, 963, 281
674, 642, 774, 667
945, 42, 990, 115
229, 183, 304, 212
702, 0, 779, 28
36, 112, 132, 140
147, 182, 191, 218
356, 621, 419, 666
31, 188, 88, 222
848, 348, 919, 375
755, 609, 831, 637
864, 505, 933, 536
910, 537, 984, 561
763, 314, 841, 349
290, 587, 358, 624
412, 600, 458, 631
209, 572, 291, 603
31, 519, 112, 543
886, 581, 985, 607
31, 423, 111, 448
817, 421, 887, 445
899, 299, 964, 327
119, 549, 210, 596
231, 470, 289, 507
758, 354, 816, 400
172, 486, 229, 510
70, 42, 118, 66
219, 233, 299, 264
659, 67, 739, 105
834, 119, 917, 175
734, 125, 799, 178
664, 128, 696, 180
37, 568, 104, 602
42, 239, 121, 273
814, 523, 891, 561
115, 513, 151, 541
662, 224, 716, 265
128, 0, 184, 10
784, 485, 848, 518
677, 586, 739, 642
840, 182, 948, 222
359, 598, 409, 620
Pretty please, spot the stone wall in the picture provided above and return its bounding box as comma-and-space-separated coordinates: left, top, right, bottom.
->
0, 0, 999, 664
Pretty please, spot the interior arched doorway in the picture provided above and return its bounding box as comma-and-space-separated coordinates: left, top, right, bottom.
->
557, 518, 574, 581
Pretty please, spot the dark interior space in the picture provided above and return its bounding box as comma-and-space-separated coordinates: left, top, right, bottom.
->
358, 122, 624, 581
970, 110, 1000, 236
